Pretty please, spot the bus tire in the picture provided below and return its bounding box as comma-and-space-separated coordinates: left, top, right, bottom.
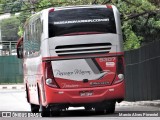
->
95, 106, 105, 115
50, 108, 61, 116
25, 84, 30, 103
105, 101, 115, 114
31, 103, 39, 113
40, 105, 50, 117
37, 84, 50, 117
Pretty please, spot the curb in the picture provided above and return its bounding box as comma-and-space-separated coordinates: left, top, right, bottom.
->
138, 100, 160, 107
117, 100, 160, 107
0, 85, 25, 90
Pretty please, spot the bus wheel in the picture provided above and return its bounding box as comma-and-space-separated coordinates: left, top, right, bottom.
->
26, 84, 30, 103
50, 107, 61, 116
40, 105, 50, 117
95, 106, 105, 115
105, 102, 115, 114
31, 104, 39, 113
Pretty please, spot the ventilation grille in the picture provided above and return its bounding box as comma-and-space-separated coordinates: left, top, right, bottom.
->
55, 43, 112, 56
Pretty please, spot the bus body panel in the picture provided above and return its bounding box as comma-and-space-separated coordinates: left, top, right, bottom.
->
112, 5, 122, 35
19, 5, 125, 111
47, 34, 122, 57
42, 81, 125, 106
24, 55, 42, 105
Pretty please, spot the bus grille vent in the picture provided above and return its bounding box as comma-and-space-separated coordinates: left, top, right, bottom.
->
55, 43, 112, 56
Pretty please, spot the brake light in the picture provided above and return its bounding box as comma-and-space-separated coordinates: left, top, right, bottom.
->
45, 62, 59, 88
49, 8, 54, 13
106, 5, 112, 9
113, 56, 124, 84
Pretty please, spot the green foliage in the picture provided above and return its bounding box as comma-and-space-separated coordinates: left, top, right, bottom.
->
0, 0, 22, 13
123, 23, 143, 50
18, 26, 23, 37
0, 0, 159, 51
112, 0, 159, 50
0, 16, 20, 41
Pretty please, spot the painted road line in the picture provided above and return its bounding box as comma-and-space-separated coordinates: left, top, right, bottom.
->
0, 85, 24, 90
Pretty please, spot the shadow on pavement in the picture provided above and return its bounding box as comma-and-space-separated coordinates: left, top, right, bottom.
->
52, 109, 118, 117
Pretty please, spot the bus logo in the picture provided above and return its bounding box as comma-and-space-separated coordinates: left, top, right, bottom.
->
2, 112, 11, 117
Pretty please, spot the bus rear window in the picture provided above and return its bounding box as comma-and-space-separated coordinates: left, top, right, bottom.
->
49, 8, 116, 37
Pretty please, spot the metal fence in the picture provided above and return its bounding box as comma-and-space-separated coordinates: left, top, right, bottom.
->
0, 56, 23, 84
125, 40, 160, 101
0, 41, 17, 56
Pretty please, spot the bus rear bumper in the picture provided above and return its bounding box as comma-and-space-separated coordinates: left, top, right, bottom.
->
44, 81, 125, 105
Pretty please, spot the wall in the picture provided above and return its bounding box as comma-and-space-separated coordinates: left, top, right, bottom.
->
0, 56, 23, 84
125, 40, 160, 101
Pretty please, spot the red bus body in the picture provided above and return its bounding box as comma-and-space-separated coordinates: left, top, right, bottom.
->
17, 5, 125, 115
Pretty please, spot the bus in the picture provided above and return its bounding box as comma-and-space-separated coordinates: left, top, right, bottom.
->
17, 5, 125, 116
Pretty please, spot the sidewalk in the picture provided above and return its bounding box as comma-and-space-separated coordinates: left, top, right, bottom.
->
0, 84, 24, 90
117, 100, 160, 108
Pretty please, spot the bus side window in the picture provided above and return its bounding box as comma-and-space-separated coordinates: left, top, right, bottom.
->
33, 18, 41, 57
23, 17, 42, 58
24, 24, 29, 58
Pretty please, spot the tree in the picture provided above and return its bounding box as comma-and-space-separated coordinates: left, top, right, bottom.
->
40, 0, 160, 50
0, 0, 159, 50
114, 0, 160, 50
0, 16, 20, 41
0, 0, 22, 13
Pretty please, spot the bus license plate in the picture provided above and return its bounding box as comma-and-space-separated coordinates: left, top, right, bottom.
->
80, 91, 93, 96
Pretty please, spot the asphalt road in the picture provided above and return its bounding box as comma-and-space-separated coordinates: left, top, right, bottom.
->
0, 90, 160, 120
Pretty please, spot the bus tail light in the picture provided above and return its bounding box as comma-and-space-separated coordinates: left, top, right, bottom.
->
49, 8, 54, 13
45, 62, 59, 88
106, 5, 112, 9
113, 57, 124, 84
